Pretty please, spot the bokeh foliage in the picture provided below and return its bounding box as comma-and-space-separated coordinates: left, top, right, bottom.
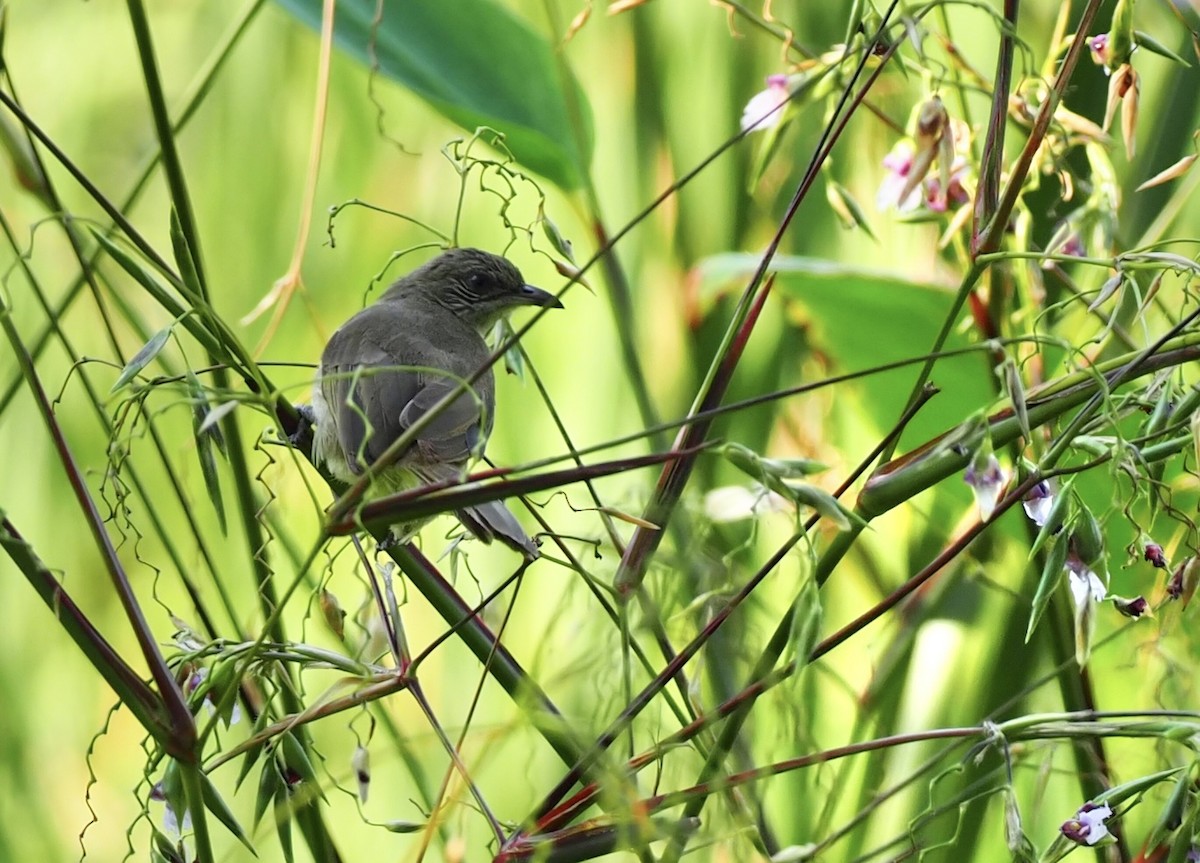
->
1, 0, 1199, 861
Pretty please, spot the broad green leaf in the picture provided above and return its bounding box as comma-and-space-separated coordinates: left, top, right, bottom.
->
274, 0, 593, 189
695, 254, 988, 449
111, 327, 172, 393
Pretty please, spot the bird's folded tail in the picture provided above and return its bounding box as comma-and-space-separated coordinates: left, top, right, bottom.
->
456, 501, 539, 558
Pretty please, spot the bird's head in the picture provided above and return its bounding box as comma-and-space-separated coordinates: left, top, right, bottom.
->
384, 247, 563, 332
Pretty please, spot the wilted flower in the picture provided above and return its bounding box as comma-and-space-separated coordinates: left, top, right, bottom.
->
741, 74, 794, 133
1061, 802, 1113, 846
1022, 481, 1054, 527
878, 98, 972, 214
925, 156, 970, 213
1089, 34, 1110, 68
1113, 595, 1149, 618
1067, 554, 1106, 666
963, 453, 1007, 522
1167, 556, 1198, 606
1102, 63, 1140, 157
1143, 542, 1167, 568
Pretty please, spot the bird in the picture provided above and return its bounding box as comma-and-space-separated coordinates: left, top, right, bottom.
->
307, 247, 562, 557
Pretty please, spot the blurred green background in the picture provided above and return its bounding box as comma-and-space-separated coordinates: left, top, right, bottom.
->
1, 0, 1199, 860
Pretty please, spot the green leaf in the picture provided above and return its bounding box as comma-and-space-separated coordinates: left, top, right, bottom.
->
273, 0, 593, 190
786, 482, 856, 531
279, 730, 325, 800
786, 578, 822, 666
1135, 30, 1192, 67
1025, 534, 1068, 643
199, 770, 256, 854
825, 177, 878, 240
253, 761, 279, 828
188, 372, 227, 534
169, 207, 204, 302
381, 820, 425, 834
196, 400, 238, 441
695, 254, 988, 446
111, 327, 172, 392
273, 782, 294, 863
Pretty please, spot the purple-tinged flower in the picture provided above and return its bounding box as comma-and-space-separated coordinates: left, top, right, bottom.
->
1067, 556, 1106, 604
876, 142, 922, 212
964, 454, 1007, 522
1061, 802, 1113, 846
924, 156, 970, 213
1061, 234, 1086, 257
150, 781, 192, 851
1089, 34, 1110, 69
1022, 481, 1054, 527
1167, 556, 1198, 606
1113, 595, 1149, 618
741, 75, 792, 133
1143, 542, 1167, 569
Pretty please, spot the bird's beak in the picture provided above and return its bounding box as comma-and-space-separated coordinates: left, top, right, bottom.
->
518, 284, 564, 309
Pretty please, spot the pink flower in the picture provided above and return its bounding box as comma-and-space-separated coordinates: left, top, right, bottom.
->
1089, 34, 1110, 68
876, 142, 922, 212
925, 157, 970, 212
741, 75, 791, 133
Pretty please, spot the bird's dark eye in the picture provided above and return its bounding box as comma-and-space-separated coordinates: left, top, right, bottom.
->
468, 272, 489, 291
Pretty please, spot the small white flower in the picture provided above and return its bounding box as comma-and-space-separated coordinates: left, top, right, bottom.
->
704, 484, 789, 523
1061, 802, 1113, 845
963, 454, 1007, 522
1022, 481, 1054, 527
353, 745, 371, 804
1066, 557, 1107, 605
741, 75, 791, 133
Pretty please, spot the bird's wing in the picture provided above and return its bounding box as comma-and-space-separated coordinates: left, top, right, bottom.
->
397, 375, 485, 465
323, 348, 485, 474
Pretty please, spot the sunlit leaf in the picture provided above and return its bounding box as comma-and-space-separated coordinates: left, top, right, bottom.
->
695, 254, 986, 445
274, 0, 593, 189
111, 326, 172, 393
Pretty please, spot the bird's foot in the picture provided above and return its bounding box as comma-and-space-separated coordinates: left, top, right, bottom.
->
288, 403, 317, 450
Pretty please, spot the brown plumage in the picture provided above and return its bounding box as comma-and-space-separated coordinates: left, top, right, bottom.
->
310, 248, 562, 556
